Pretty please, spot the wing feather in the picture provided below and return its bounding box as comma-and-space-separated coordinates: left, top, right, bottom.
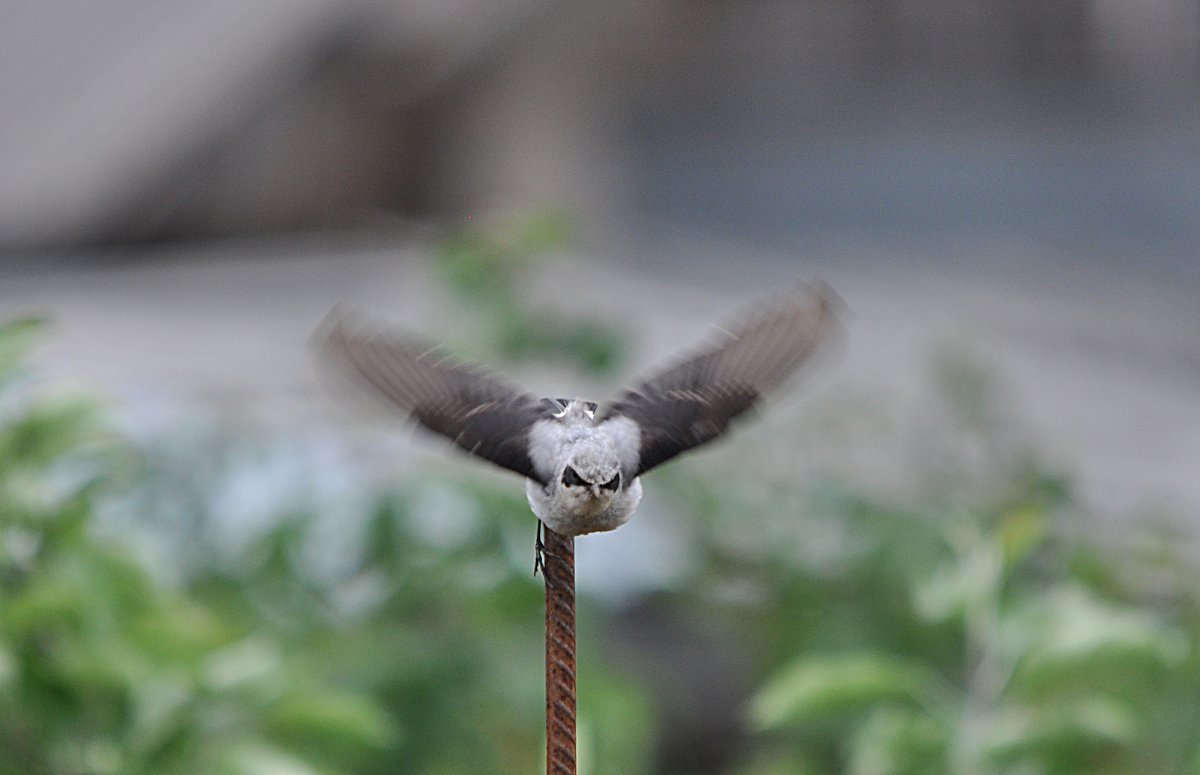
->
600, 282, 840, 476
321, 316, 553, 484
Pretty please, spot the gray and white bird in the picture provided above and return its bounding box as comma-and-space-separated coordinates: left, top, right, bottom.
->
321, 282, 839, 538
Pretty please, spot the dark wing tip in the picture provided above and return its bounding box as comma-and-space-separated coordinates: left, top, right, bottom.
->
614, 278, 843, 407
317, 309, 444, 364
315, 308, 552, 483
599, 279, 844, 475
316, 309, 450, 416
805, 278, 847, 318
313, 307, 389, 406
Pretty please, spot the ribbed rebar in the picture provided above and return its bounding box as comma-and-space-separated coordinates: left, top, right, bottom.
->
541, 525, 577, 775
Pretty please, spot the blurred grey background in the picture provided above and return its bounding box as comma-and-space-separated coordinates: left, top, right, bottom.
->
1, 0, 1198, 529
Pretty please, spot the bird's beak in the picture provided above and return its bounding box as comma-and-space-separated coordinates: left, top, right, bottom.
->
589, 485, 600, 499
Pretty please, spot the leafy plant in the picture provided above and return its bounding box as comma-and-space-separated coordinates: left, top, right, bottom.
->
0, 319, 399, 775
0, 315, 655, 775
434, 210, 625, 375
5, 253, 1199, 775
656, 352, 1200, 775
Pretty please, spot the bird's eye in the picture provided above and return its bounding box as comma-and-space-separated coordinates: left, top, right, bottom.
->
600, 473, 620, 491
561, 466, 586, 487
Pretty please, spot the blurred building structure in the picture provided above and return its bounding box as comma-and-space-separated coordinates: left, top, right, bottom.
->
0, 0, 1196, 250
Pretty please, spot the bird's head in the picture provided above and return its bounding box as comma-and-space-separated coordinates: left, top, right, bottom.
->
559, 443, 622, 510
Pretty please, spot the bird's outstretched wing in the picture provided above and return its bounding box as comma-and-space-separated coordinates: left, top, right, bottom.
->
599, 282, 840, 477
321, 316, 555, 485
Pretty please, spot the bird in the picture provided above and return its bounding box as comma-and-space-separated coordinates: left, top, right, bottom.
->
319, 281, 840, 540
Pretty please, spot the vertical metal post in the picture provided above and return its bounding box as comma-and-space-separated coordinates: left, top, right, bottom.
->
542, 525, 577, 775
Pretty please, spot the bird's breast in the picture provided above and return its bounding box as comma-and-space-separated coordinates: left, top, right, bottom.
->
524, 478, 642, 537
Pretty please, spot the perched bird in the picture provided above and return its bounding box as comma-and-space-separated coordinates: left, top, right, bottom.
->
320, 282, 840, 538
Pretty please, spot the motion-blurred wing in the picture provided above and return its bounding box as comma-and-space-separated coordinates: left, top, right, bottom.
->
322, 316, 554, 484
600, 282, 839, 477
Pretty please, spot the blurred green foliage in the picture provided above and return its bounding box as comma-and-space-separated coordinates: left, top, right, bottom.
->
657, 354, 1200, 775
0, 319, 395, 775
3, 238, 1200, 775
434, 211, 625, 375
0, 317, 653, 775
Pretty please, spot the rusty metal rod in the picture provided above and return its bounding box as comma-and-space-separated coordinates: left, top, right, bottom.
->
541, 525, 577, 775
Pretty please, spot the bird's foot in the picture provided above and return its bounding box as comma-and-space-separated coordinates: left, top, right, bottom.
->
533, 520, 547, 577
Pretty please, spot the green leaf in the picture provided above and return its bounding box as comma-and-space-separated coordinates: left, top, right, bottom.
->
5, 575, 88, 636
750, 653, 935, 730
564, 319, 623, 375
847, 708, 949, 775
217, 743, 325, 775
511, 209, 572, 254
1013, 584, 1188, 683
0, 395, 103, 469
0, 316, 47, 383
199, 637, 284, 694
132, 600, 233, 662
998, 504, 1048, 566
913, 535, 1001, 624
983, 696, 1139, 766
270, 692, 401, 750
